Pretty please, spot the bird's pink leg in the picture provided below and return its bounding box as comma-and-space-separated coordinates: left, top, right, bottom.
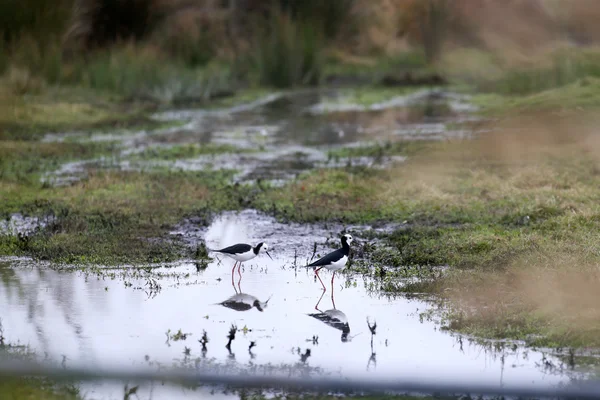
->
314, 289, 326, 311
237, 263, 242, 279
315, 267, 326, 291
330, 271, 336, 308
231, 261, 238, 286
331, 288, 337, 310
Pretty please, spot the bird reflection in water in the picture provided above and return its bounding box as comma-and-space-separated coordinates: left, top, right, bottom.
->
367, 317, 377, 371
307, 290, 350, 342
217, 277, 271, 312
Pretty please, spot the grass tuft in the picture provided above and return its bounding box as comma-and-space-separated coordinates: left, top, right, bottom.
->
250, 7, 325, 88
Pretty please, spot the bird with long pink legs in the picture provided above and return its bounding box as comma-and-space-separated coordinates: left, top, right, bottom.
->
208, 242, 273, 286
305, 234, 353, 306
308, 289, 350, 342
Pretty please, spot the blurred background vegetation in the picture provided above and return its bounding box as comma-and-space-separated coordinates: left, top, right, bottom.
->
2, 0, 600, 104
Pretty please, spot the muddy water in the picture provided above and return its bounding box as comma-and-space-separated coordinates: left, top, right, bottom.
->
0, 211, 590, 399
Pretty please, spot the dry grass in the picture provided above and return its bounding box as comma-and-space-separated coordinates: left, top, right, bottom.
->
445, 250, 600, 346
375, 112, 600, 345
384, 112, 600, 206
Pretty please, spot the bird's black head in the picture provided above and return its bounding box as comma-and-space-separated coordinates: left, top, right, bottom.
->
341, 324, 351, 342
254, 242, 273, 260
341, 234, 354, 247
253, 299, 267, 312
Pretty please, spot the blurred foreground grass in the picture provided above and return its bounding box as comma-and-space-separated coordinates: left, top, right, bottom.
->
0, 341, 81, 400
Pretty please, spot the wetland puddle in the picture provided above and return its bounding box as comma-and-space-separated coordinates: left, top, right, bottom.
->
0, 210, 591, 399
42, 88, 478, 187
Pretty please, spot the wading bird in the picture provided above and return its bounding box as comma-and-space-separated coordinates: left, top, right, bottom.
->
306, 234, 353, 291
208, 242, 273, 284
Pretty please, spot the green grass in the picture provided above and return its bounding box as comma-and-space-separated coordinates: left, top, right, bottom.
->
472, 77, 600, 115
323, 51, 429, 83
0, 168, 247, 264
64, 49, 235, 104
0, 140, 119, 184
254, 168, 386, 223
0, 84, 165, 140
487, 49, 600, 96
443, 47, 600, 96
251, 9, 325, 88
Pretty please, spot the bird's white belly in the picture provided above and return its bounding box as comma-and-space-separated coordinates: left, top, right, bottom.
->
227, 251, 256, 262
325, 255, 348, 271
324, 309, 348, 323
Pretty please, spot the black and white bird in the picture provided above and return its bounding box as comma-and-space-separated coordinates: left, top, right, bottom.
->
308, 308, 350, 342
219, 293, 271, 312
306, 234, 353, 291
208, 242, 273, 279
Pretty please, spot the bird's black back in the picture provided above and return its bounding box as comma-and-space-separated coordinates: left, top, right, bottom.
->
220, 300, 253, 312
307, 236, 351, 267
308, 312, 350, 334
215, 243, 252, 255
307, 248, 346, 267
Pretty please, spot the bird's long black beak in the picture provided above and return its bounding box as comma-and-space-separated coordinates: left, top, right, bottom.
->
266, 251, 273, 261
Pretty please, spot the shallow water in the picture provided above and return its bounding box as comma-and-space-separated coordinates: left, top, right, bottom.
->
0, 210, 591, 399
0, 213, 55, 236
41, 88, 478, 186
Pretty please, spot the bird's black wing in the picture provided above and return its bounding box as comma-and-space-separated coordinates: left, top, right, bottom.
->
220, 301, 253, 312
215, 243, 252, 255
308, 313, 347, 332
307, 248, 345, 267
